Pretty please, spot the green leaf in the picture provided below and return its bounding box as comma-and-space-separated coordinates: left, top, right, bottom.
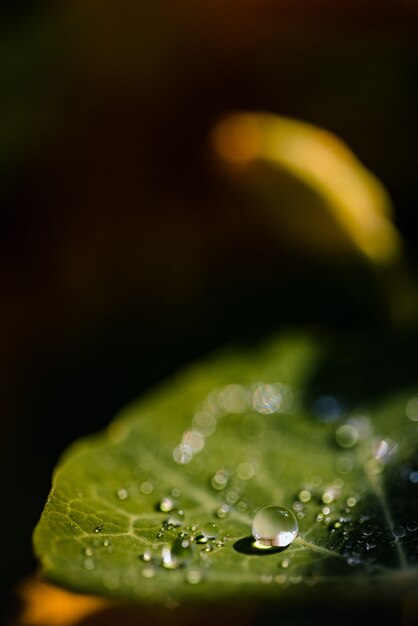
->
33, 332, 418, 609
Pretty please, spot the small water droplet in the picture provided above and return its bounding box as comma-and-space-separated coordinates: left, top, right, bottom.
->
182, 430, 205, 454
310, 475, 322, 487
299, 490, 311, 503
142, 565, 156, 578
84, 547, 94, 557
335, 424, 358, 448
159, 496, 175, 512
211, 470, 229, 490
393, 526, 406, 539
275, 574, 287, 584
409, 471, 418, 484
83, 557, 95, 570
361, 525, 374, 536
252, 506, 298, 548
336, 455, 354, 474
140, 481, 154, 494
216, 504, 230, 518
252, 383, 283, 414
260, 573, 273, 584
313, 395, 345, 422
281, 558, 290, 569
186, 568, 203, 584
156, 532, 164, 539
347, 497, 357, 508
171, 487, 181, 498
201, 522, 219, 540
162, 538, 194, 569
167, 510, 184, 527
407, 520, 418, 532
116, 488, 129, 500
173, 443, 193, 465
142, 547, 154, 562
218, 384, 249, 414
94, 524, 103, 533
226, 490, 239, 504
237, 461, 256, 481
406, 397, 418, 421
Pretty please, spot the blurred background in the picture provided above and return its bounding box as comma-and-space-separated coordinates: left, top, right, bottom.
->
1, 0, 418, 622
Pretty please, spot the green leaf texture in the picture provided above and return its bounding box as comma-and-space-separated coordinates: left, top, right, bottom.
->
33, 333, 418, 607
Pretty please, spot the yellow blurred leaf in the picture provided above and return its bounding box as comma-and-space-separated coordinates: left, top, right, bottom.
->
211, 112, 401, 265
16, 578, 108, 626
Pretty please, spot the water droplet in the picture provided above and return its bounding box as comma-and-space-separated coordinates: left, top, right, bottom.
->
94, 524, 103, 533
216, 504, 230, 518
171, 487, 181, 498
159, 497, 175, 512
140, 481, 154, 494
162, 538, 194, 569
237, 500, 249, 512
84, 547, 94, 557
299, 490, 311, 503
103, 539, 111, 547
406, 397, 418, 421
173, 444, 193, 465
407, 520, 418, 532
275, 574, 287, 584
260, 573, 273, 584
83, 558, 95, 570
211, 469, 229, 490
347, 497, 357, 508
186, 568, 203, 584
252, 384, 283, 414
409, 471, 418, 484
281, 558, 290, 568
201, 522, 219, 540
361, 525, 374, 536
114, 486, 128, 501
336, 455, 354, 474
139, 549, 150, 563
182, 430, 205, 454
335, 424, 359, 448
237, 461, 256, 481
393, 526, 406, 539
252, 506, 298, 548
142, 565, 156, 578
217, 384, 249, 414
310, 475, 322, 487
226, 490, 239, 504
192, 411, 217, 436
371, 438, 398, 463
167, 510, 184, 527
322, 488, 338, 504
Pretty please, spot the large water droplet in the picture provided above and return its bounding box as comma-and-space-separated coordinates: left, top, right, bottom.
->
252, 506, 298, 547
162, 538, 194, 569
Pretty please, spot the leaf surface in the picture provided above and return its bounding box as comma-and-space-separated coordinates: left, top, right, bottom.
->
34, 333, 418, 607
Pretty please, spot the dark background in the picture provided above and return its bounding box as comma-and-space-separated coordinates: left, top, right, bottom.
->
1, 1, 418, 621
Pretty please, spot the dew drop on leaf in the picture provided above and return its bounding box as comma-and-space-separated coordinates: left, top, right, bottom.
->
201, 522, 219, 540
159, 496, 175, 512
162, 538, 194, 569
252, 506, 298, 547
166, 510, 184, 527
